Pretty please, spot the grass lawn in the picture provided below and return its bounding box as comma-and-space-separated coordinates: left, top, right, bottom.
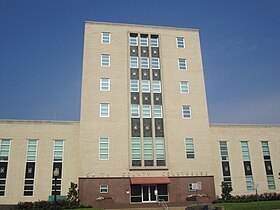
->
213, 200, 280, 210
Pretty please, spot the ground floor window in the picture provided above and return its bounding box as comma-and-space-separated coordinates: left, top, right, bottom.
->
130, 184, 168, 203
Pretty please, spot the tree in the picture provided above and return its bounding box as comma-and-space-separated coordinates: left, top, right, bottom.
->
221, 181, 233, 200
67, 182, 80, 206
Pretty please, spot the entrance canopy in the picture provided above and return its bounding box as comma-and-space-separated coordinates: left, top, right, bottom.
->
130, 177, 170, 185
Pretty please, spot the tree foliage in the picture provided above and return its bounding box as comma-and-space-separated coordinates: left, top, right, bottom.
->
221, 181, 233, 200
67, 182, 80, 206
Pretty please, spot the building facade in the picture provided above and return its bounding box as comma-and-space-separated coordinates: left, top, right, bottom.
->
0, 21, 280, 209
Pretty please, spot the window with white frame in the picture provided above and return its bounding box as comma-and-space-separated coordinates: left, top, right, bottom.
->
154, 105, 163, 118
155, 137, 165, 166
151, 35, 159, 47
53, 140, 64, 162
176, 37, 185, 48
152, 81, 161, 93
178, 58, 187, 70
180, 81, 189, 94
131, 137, 141, 166
100, 103, 110, 117
141, 80, 150, 93
142, 105, 151, 118
182, 105, 191, 119
130, 80, 139, 92
101, 32, 110, 44
99, 138, 109, 160
130, 34, 138, 46
101, 54, 110, 67
131, 104, 140, 118
130, 56, 138, 68
100, 184, 108, 193
151, 58, 160, 69
100, 78, 110, 91
144, 137, 153, 166
140, 35, 148, 46
185, 138, 195, 159
0, 139, 11, 197
141, 57, 149, 69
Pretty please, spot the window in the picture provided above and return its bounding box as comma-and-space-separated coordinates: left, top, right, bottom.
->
180, 81, 189, 94
101, 54, 110, 67
176, 37, 185, 48
140, 35, 148, 46
100, 103, 110, 117
151, 35, 159, 47
261, 141, 270, 160
182, 105, 191, 119
130, 56, 138, 68
130, 184, 168, 203
131, 137, 141, 166
100, 185, 108, 193
0, 139, 11, 161
142, 105, 151, 118
151, 58, 160, 69
0, 139, 11, 196
100, 78, 110, 91
53, 140, 64, 162
267, 175, 276, 190
26, 140, 38, 162
99, 138, 109, 160
178, 58, 187, 70
130, 34, 138, 46
245, 175, 254, 191
154, 105, 163, 118
144, 137, 153, 166
130, 80, 139, 92
152, 81, 161, 93
141, 80, 150, 93
101, 32, 110, 44
131, 104, 140, 118
188, 183, 197, 191
155, 137, 165, 166
219, 141, 229, 161
185, 138, 195, 159
141, 57, 149, 69
241, 141, 250, 161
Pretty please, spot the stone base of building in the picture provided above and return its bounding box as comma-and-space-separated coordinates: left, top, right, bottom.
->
79, 176, 215, 209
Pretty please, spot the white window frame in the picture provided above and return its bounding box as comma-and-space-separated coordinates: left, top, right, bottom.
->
100, 103, 110, 117
101, 32, 110, 44
141, 80, 150, 93
176, 37, 185, 48
141, 57, 149, 69
26, 139, 38, 162
140, 35, 148, 46
152, 81, 161, 93
178, 58, 187, 70
100, 184, 109, 193
130, 35, 138, 46
142, 105, 151, 118
151, 36, 159, 47
185, 138, 195, 159
151, 58, 160, 69
154, 105, 163, 118
100, 78, 110, 91
53, 140, 64, 162
101, 54, 110, 67
180, 81, 189, 94
130, 80, 139, 92
99, 138, 109, 160
130, 56, 138, 68
182, 105, 191, 119
131, 104, 140, 118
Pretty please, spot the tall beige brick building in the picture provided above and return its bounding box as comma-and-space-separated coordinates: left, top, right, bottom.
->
0, 21, 280, 209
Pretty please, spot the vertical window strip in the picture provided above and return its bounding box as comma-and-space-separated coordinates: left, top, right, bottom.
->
99, 138, 109, 160
0, 139, 11, 196
267, 175, 276, 190
155, 137, 165, 164
26, 140, 37, 161
185, 138, 195, 159
245, 175, 254, 191
131, 137, 141, 166
140, 35, 148, 46
54, 140, 64, 162
241, 141, 250, 161
219, 141, 232, 187
101, 32, 110, 44
261, 141, 270, 160
52, 140, 64, 196
144, 137, 153, 166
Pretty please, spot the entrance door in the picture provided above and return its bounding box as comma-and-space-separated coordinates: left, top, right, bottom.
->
142, 185, 156, 202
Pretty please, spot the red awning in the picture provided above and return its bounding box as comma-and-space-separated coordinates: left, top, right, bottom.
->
130, 177, 170, 185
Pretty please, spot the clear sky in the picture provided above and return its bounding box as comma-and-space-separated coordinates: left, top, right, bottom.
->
0, 0, 280, 124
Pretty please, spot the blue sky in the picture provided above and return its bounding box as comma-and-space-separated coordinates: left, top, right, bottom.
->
0, 0, 280, 124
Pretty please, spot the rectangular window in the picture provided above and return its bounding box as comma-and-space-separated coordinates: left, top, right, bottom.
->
176, 37, 185, 48
100, 103, 110, 117
241, 141, 250, 161
0, 139, 11, 197
178, 58, 187, 70
267, 175, 276, 190
155, 137, 165, 166
0, 139, 11, 161
131, 104, 140, 118
53, 140, 64, 162
180, 81, 189, 94
182, 105, 191, 119
185, 138, 195, 159
151, 35, 159, 47
130, 80, 139, 92
219, 141, 229, 161
130, 56, 138, 68
151, 58, 160, 69
152, 81, 161, 93
142, 105, 151, 118
261, 141, 270, 160
141, 80, 150, 93
99, 138, 109, 160
140, 35, 148, 46
101, 54, 110, 67
141, 57, 149, 69
100, 184, 108, 193
100, 78, 110, 91
130, 184, 168, 203
154, 105, 163, 118
101, 32, 110, 44
245, 175, 254, 191
144, 137, 153, 166
131, 137, 141, 166
26, 140, 38, 162
130, 34, 138, 46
